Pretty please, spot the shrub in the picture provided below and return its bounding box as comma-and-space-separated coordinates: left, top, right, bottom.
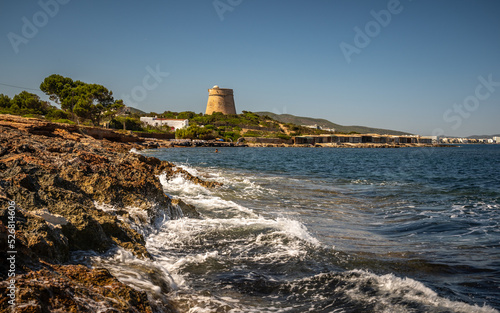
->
222, 131, 241, 142
109, 117, 143, 131
51, 119, 75, 124
46, 109, 71, 120
243, 131, 261, 137
276, 133, 291, 140
176, 125, 214, 140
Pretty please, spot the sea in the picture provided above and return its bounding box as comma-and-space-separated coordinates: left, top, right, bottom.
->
86, 145, 500, 313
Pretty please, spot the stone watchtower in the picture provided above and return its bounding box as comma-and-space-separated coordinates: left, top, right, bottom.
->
205, 85, 236, 115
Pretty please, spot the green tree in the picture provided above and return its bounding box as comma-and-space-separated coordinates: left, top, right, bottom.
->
46, 109, 71, 120
40, 74, 79, 109
0, 94, 11, 108
160, 111, 177, 118
177, 111, 196, 119
11, 91, 53, 115
175, 125, 214, 140
103, 99, 125, 120
40, 74, 116, 125
109, 116, 143, 131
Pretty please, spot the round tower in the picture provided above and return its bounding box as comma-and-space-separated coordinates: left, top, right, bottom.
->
205, 85, 236, 115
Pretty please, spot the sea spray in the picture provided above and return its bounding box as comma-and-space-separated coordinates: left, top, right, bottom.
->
94, 201, 178, 237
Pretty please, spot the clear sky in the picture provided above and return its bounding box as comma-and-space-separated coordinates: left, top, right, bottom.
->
1, 0, 499, 136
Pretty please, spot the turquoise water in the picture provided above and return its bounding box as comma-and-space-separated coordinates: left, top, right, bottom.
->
136, 145, 500, 312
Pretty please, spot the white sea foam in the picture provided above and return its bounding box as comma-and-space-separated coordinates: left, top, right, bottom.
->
91, 247, 178, 295
173, 268, 500, 313
158, 169, 259, 219
143, 215, 321, 292
181, 295, 289, 313
168, 163, 280, 201
158, 171, 210, 196
152, 216, 319, 249
338, 270, 499, 313
93, 201, 174, 237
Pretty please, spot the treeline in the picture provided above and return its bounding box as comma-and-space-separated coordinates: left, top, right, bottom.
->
0, 91, 72, 122
1, 74, 124, 126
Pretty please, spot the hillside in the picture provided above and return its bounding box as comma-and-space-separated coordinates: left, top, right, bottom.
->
255, 112, 412, 135
467, 134, 500, 139
125, 106, 146, 115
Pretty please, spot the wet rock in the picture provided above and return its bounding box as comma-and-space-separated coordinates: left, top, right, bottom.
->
171, 198, 202, 219
0, 264, 164, 313
0, 114, 216, 312
0, 208, 70, 275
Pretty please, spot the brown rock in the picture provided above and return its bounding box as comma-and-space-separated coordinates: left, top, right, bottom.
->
0, 114, 218, 312
0, 264, 169, 313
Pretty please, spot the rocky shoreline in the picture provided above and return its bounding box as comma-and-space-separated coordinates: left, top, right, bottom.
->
0, 114, 451, 312
0, 115, 218, 312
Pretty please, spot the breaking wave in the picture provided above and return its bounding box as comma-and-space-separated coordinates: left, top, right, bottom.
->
81, 157, 499, 312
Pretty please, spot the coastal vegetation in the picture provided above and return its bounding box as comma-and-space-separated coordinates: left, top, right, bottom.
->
1, 75, 124, 127
3, 74, 405, 141
0, 91, 68, 121
39, 74, 124, 126
145, 110, 332, 141
2, 74, 331, 141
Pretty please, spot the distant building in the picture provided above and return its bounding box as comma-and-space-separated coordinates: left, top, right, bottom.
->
494, 137, 500, 144
292, 134, 437, 145
419, 136, 438, 144
302, 124, 320, 130
301, 124, 335, 132
140, 117, 189, 130
206, 85, 236, 115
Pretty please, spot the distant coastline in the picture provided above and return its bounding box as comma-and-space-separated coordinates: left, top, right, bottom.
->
0, 114, 491, 151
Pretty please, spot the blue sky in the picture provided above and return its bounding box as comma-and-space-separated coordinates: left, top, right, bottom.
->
1, 0, 499, 136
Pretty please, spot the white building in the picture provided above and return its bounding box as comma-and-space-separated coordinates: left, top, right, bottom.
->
140, 117, 189, 130
494, 137, 500, 144
302, 124, 320, 130
418, 136, 438, 144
